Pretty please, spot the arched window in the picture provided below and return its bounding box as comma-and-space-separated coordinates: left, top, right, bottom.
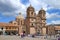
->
31, 12, 33, 15
32, 23, 33, 26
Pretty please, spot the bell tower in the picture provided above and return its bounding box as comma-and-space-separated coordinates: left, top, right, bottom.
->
26, 4, 36, 34
38, 8, 46, 27
27, 4, 35, 17
38, 8, 46, 35
16, 13, 25, 35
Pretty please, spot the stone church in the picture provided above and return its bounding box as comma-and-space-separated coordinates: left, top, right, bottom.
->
24, 5, 46, 35
0, 5, 60, 35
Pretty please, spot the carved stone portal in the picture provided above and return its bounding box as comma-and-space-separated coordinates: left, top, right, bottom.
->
30, 27, 36, 35
42, 28, 46, 35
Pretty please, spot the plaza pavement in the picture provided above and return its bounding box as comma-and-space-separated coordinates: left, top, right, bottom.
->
0, 35, 58, 40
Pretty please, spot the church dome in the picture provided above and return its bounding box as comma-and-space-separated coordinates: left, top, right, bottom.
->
16, 13, 24, 19
27, 4, 34, 11
38, 8, 46, 14
39, 8, 45, 12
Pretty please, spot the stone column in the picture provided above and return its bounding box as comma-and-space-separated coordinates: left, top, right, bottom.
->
40, 28, 42, 35
42, 28, 46, 35
18, 26, 22, 36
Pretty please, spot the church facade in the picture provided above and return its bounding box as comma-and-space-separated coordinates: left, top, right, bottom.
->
0, 5, 60, 35
25, 5, 46, 35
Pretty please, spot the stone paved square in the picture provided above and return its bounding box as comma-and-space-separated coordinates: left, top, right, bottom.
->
0, 35, 58, 40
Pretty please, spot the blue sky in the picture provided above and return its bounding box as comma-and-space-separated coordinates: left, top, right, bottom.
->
0, 0, 60, 25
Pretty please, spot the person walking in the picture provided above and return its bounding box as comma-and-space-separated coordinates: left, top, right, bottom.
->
58, 37, 60, 40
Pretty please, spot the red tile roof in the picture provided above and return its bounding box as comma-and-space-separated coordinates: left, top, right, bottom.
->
0, 22, 18, 27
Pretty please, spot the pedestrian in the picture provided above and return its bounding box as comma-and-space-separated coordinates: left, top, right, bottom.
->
58, 37, 60, 40
32, 35, 35, 38
21, 33, 23, 38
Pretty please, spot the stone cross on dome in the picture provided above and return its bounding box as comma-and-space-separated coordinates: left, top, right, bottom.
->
40, 8, 45, 11
29, 4, 32, 7
41, 8, 44, 10
19, 12, 21, 15
30, 4, 32, 7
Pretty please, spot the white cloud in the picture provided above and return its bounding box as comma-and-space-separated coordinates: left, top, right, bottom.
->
29, 0, 48, 11
47, 20, 60, 25
0, 0, 49, 18
0, 0, 60, 18
2, 12, 17, 17
0, 0, 27, 17
46, 12, 60, 25
42, 0, 60, 8
46, 12, 60, 19
52, 20, 60, 24
0, 0, 60, 24
36, 11, 38, 14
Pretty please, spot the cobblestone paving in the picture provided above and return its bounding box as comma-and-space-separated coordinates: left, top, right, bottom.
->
0, 35, 58, 40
